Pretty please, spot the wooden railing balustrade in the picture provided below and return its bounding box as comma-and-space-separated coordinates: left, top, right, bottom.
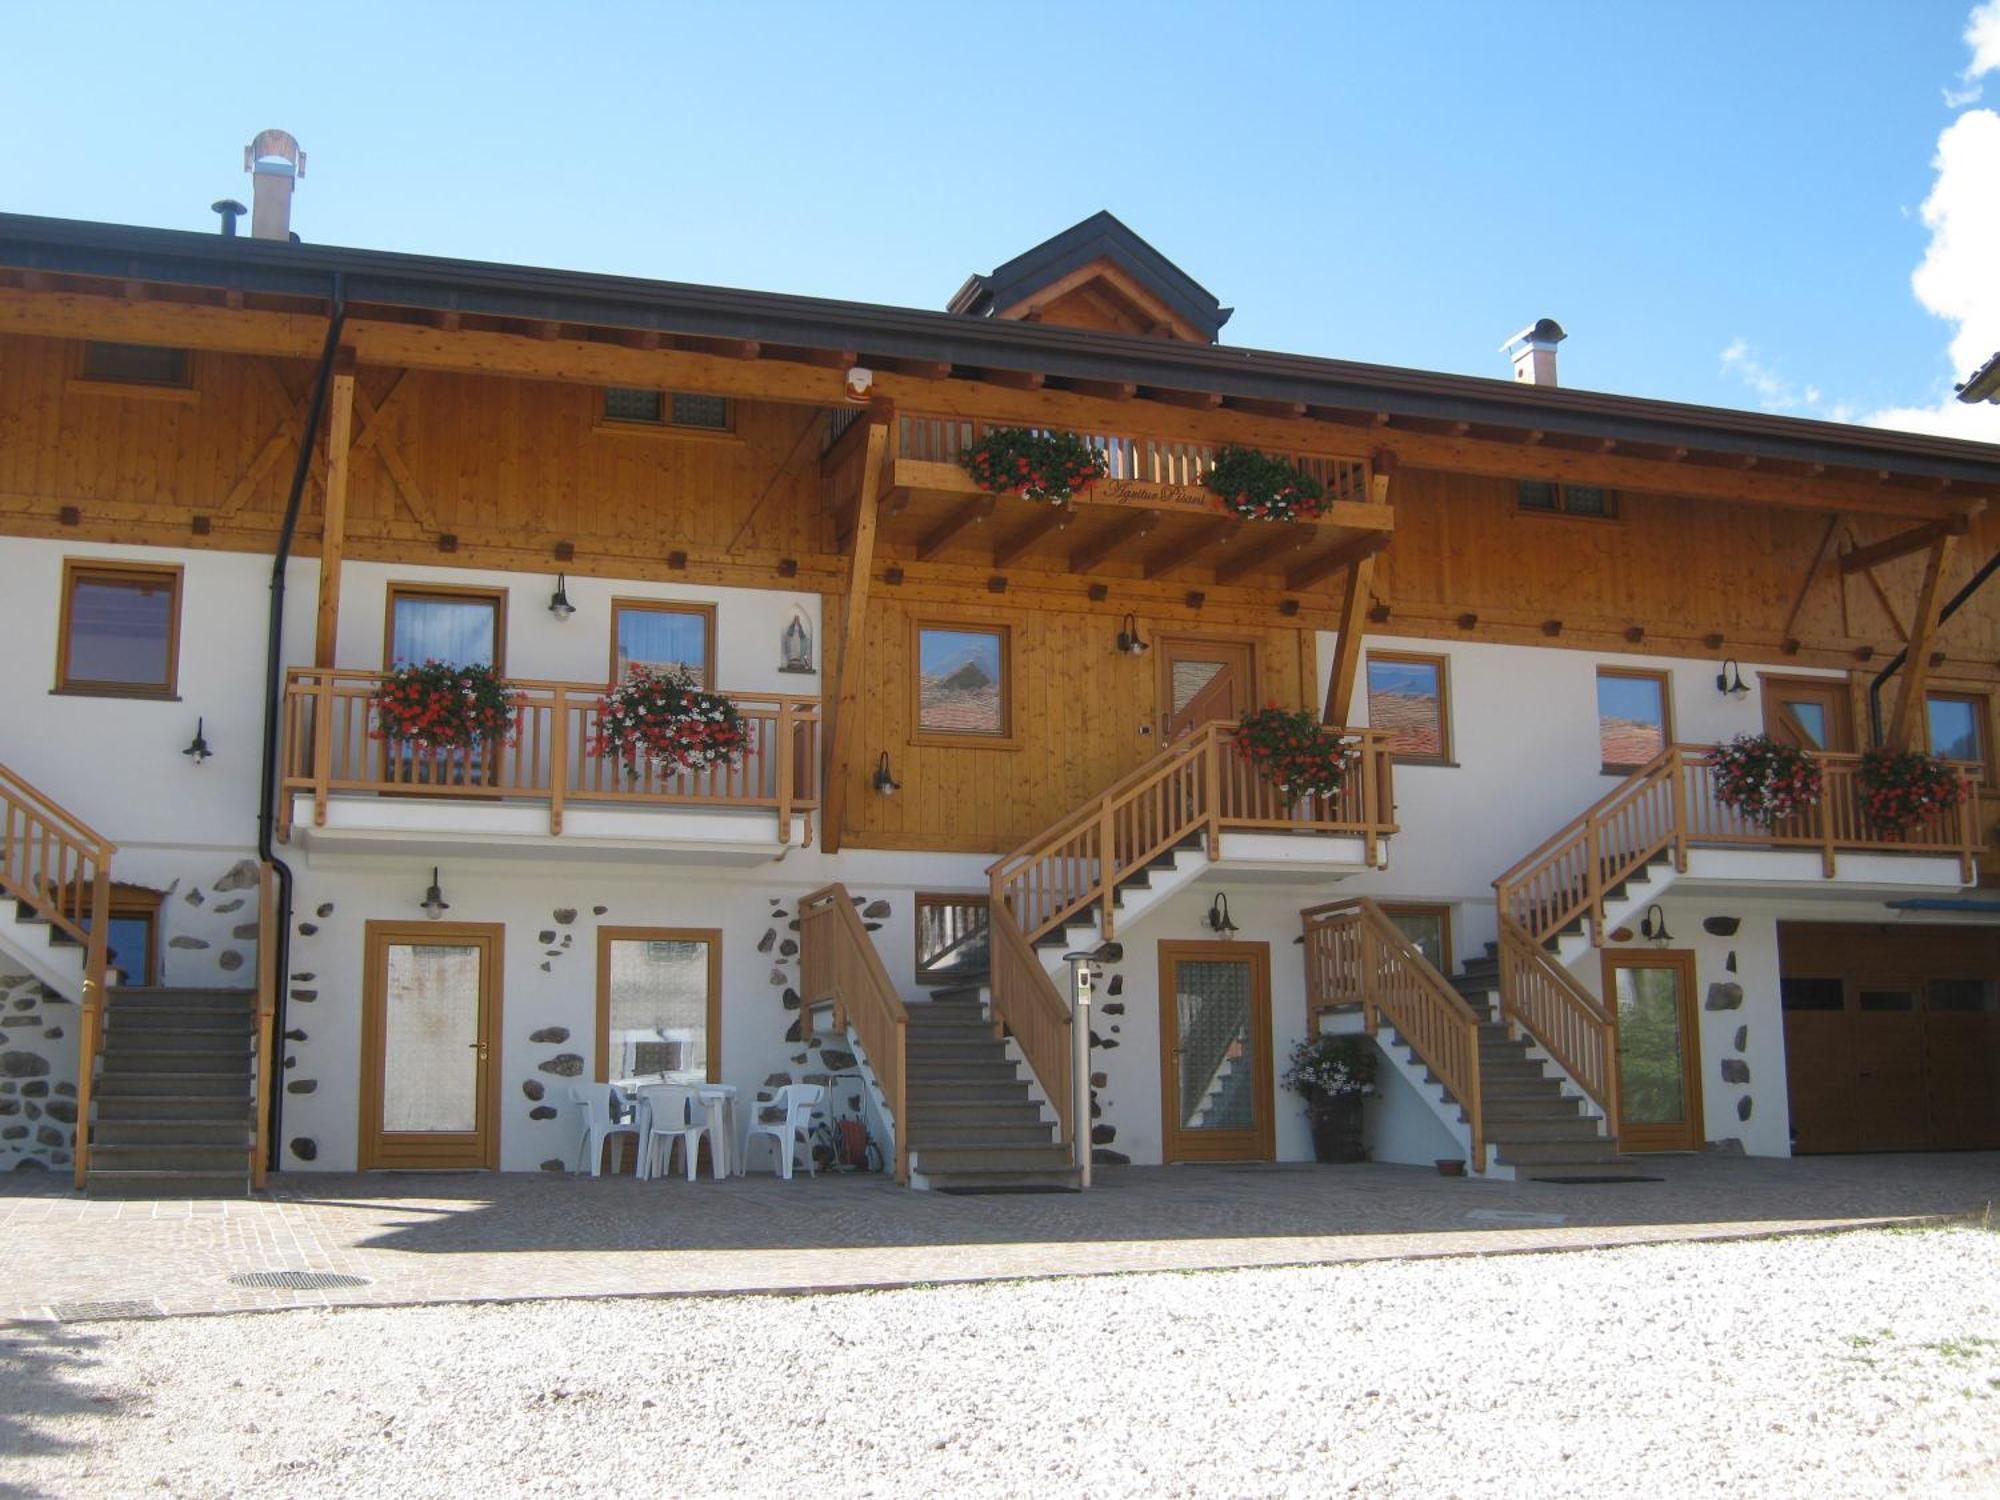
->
251, 861, 278, 1191
0, 761, 114, 1190
279, 669, 822, 845
1492, 741, 1983, 1135
799, 883, 910, 1184
1301, 896, 1485, 1173
988, 900, 1073, 1152
897, 413, 1372, 504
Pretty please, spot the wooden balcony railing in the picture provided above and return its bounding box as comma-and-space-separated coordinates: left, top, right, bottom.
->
1302, 896, 1485, 1172
0, 761, 114, 1191
989, 719, 1396, 947
897, 413, 1371, 510
279, 669, 822, 845
799, 883, 909, 1183
1491, 742, 1983, 1136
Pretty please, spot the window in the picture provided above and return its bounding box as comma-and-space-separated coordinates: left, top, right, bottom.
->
916, 894, 990, 985
385, 585, 505, 670
1597, 668, 1673, 773
610, 600, 715, 687
56, 559, 183, 697
601, 388, 733, 433
1365, 652, 1450, 763
1928, 978, 2000, 1014
78, 886, 164, 987
1382, 904, 1452, 972
82, 341, 189, 388
914, 622, 1012, 740
1518, 480, 1616, 518
1780, 976, 1845, 1012
1927, 692, 1987, 767
596, 928, 721, 1083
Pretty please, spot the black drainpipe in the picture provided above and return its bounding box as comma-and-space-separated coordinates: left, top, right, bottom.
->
257, 275, 347, 1175
1867, 547, 2000, 744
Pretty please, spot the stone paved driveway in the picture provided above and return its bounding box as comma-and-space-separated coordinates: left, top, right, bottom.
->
3, 1151, 1994, 1323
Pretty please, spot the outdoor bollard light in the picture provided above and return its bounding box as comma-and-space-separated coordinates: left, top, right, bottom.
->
1715, 658, 1749, 697
182, 717, 214, 766
1640, 903, 1673, 946
548, 573, 576, 621
1063, 951, 1098, 1189
420, 867, 451, 921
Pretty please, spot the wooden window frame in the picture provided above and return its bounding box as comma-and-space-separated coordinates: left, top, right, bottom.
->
1760, 673, 1856, 754
914, 891, 991, 987
595, 387, 741, 443
594, 926, 724, 1085
1156, 939, 1276, 1164
1365, 649, 1452, 766
910, 618, 1018, 749
608, 599, 718, 688
1924, 688, 1991, 775
1516, 479, 1620, 520
1596, 666, 1675, 775
54, 558, 185, 700
67, 341, 199, 404
1380, 902, 1454, 974
382, 583, 509, 673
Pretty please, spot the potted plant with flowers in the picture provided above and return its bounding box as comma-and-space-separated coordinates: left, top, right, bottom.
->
1234, 704, 1355, 806
1857, 745, 1966, 837
371, 660, 522, 786
1707, 733, 1823, 828
958, 427, 1108, 505
1201, 445, 1329, 522
1282, 1033, 1376, 1163
591, 666, 748, 780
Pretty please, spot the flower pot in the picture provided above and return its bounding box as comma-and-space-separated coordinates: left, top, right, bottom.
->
1435, 1158, 1466, 1178
1308, 1094, 1366, 1164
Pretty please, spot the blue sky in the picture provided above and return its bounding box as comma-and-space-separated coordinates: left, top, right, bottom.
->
4, 2, 1996, 440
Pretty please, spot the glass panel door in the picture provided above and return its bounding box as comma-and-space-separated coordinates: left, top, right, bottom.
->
1160, 640, 1254, 742
1606, 951, 1701, 1152
1760, 677, 1853, 752
1159, 942, 1273, 1161
363, 923, 500, 1169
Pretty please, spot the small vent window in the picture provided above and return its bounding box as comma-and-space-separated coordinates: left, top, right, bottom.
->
601, 388, 733, 432
1517, 479, 1617, 518
669, 393, 731, 431
83, 342, 189, 388
604, 387, 665, 424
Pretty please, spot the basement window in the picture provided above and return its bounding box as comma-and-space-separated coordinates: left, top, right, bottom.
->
81, 341, 189, 388
601, 387, 733, 432
1518, 480, 1616, 518
56, 559, 183, 698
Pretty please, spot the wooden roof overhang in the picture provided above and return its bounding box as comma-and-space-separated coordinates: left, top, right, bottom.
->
3, 212, 1998, 530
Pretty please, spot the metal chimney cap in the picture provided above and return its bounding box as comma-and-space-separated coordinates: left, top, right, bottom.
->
210, 199, 248, 215
1501, 318, 1567, 352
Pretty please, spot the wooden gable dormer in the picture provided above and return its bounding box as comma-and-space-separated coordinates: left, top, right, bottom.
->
947, 211, 1232, 343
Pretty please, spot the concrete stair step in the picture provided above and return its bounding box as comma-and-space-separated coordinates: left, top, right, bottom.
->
89, 1142, 251, 1173
106, 1011, 253, 1036
906, 1101, 1049, 1128
1482, 1116, 1609, 1144
103, 1035, 253, 1060
93, 1119, 254, 1147
85, 1169, 249, 1199
1480, 1095, 1584, 1122
100, 1050, 252, 1076
107, 991, 255, 1014
904, 1060, 1022, 1082
94, 1094, 256, 1122
916, 1165, 1083, 1193
909, 1143, 1074, 1174
93, 1072, 253, 1099
906, 1123, 1057, 1150
1491, 1139, 1623, 1166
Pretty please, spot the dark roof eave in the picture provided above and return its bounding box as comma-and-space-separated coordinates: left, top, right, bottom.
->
1958, 351, 2000, 405
4, 212, 1999, 486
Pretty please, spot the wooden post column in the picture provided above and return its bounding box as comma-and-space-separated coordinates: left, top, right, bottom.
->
313, 348, 358, 668
820, 400, 894, 854
1885, 531, 1962, 749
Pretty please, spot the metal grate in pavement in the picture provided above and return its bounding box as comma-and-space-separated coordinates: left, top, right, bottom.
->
50, 1298, 164, 1322
225, 1270, 373, 1291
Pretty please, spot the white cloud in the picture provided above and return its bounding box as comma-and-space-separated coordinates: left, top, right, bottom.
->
1969, 0, 2000, 79
1719, 339, 1855, 424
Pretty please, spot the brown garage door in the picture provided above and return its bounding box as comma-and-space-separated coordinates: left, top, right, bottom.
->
1779, 923, 2000, 1153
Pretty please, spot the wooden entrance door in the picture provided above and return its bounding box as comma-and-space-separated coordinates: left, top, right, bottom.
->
1160, 639, 1256, 743
360, 921, 503, 1170
1603, 949, 1703, 1152
1761, 676, 1854, 752
1158, 941, 1275, 1162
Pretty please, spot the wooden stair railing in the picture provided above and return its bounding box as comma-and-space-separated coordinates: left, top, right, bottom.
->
1496, 914, 1619, 1134
0, 762, 115, 1190
1301, 897, 1485, 1172
988, 900, 1073, 1152
799, 883, 910, 1184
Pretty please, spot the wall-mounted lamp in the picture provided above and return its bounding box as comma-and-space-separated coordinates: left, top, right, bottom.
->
780, 609, 815, 674
1639, 903, 1674, 946
872, 752, 901, 797
1116, 612, 1151, 656
1714, 658, 1748, 698
420, 866, 451, 921
548, 574, 576, 621
1206, 893, 1239, 939
181, 717, 214, 766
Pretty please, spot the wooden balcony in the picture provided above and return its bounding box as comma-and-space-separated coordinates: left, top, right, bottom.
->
279, 670, 821, 859
843, 412, 1389, 585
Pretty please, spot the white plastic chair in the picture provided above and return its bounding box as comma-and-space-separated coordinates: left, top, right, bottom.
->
636, 1084, 720, 1182
742, 1083, 825, 1180
570, 1083, 639, 1177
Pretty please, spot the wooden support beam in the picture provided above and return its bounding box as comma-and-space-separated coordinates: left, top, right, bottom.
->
1143, 518, 1241, 579
1149, 388, 1223, 410
1213, 525, 1313, 585
916, 495, 995, 561
977, 368, 1047, 391
1286, 529, 1390, 593
313, 350, 358, 668
1886, 533, 1961, 749
1838, 513, 1975, 575
993, 506, 1073, 568
1322, 551, 1376, 725
820, 414, 893, 855
1068, 509, 1159, 572
1780, 515, 1843, 646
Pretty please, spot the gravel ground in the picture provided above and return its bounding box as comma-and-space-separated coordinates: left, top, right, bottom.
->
3, 1226, 1997, 1500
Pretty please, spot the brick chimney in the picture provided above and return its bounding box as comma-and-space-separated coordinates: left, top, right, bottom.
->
243, 129, 305, 241
1501, 318, 1566, 386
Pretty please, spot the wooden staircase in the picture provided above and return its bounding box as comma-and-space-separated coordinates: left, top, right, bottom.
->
903, 984, 1078, 1191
